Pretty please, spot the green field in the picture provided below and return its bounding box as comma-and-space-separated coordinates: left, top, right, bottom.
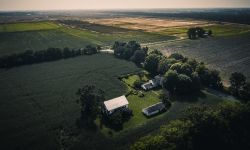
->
0, 22, 60, 32
0, 21, 174, 56
156, 23, 250, 39
0, 54, 140, 150
143, 23, 250, 83
0, 19, 248, 150
147, 34, 250, 83
0, 53, 234, 150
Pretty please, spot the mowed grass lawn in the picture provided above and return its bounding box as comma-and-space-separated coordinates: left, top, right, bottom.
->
0, 54, 141, 150
0, 21, 174, 56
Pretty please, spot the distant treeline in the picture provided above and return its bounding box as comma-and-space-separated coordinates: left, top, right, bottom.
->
118, 9, 250, 25
187, 27, 212, 39
0, 45, 100, 68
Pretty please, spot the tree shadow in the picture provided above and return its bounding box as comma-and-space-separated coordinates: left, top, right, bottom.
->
100, 115, 124, 131
171, 90, 207, 103
75, 118, 98, 131
143, 109, 167, 119
100, 109, 133, 132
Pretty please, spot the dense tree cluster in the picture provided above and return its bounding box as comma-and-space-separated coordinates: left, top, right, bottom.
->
187, 27, 212, 39
143, 51, 222, 95
102, 108, 133, 130
229, 72, 250, 102
0, 45, 100, 68
131, 101, 250, 150
76, 85, 105, 127
113, 41, 148, 64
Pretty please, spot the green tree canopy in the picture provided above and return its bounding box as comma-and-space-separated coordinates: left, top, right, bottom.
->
144, 54, 161, 75
163, 70, 179, 94
76, 85, 105, 126
229, 72, 246, 96
130, 50, 146, 64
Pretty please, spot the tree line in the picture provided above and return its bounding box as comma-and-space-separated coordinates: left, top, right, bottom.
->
187, 27, 212, 39
131, 101, 250, 150
0, 45, 100, 68
113, 41, 250, 102
229, 72, 250, 102
143, 50, 222, 95
113, 41, 148, 64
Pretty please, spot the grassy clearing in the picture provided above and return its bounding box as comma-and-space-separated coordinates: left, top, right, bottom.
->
124, 91, 162, 128
99, 73, 232, 139
111, 89, 231, 149
0, 54, 140, 150
203, 24, 250, 37
156, 23, 250, 38
0, 22, 60, 33
121, 74, 148, 87
99, 74, 162, 136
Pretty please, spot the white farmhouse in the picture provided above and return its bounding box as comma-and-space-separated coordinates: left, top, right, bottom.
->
103, 95, 129, 115
141, 75, 164, 90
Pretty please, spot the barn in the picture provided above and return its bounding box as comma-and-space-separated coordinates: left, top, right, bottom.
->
103, 95, 129, 115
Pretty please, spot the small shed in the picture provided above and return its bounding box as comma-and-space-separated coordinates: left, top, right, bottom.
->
103, 95, 129, 115
142, 102, 165, 117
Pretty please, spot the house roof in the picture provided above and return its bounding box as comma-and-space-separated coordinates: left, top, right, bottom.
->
104, 95, 129, 111
142, 80, 154, 89
143, 102, 165, 114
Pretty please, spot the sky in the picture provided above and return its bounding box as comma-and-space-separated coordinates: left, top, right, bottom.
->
1, 0, 250, 10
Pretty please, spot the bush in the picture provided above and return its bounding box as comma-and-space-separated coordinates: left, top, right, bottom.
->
133, 80, 143, 89
103, 108, 133, 130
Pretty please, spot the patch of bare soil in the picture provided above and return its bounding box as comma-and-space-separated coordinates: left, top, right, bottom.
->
86, 17, 213, 32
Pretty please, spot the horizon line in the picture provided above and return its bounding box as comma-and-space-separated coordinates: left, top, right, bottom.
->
1, 7, 250, 12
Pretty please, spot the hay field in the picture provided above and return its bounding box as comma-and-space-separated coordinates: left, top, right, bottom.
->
87, 17, 212, 32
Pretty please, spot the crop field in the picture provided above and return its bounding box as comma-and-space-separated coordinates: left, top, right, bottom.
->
146, 35, 250, 83
0, 16, 249, 150
0, 22, 60, 32
87, 17, 211, 32
0, 54, 141, 150
57, 20, 131, 33
0, 52, 234, 150
0, 21, 174, 56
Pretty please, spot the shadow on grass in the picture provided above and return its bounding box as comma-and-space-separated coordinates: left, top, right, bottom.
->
100, 110, 133, 132
142, 109, 167, 119
100, 116, 124, 131
171, 90, 207, 103
75, 118, 98, 131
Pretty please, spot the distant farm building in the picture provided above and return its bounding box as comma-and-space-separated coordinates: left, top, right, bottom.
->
100, 49, 114, 54
142, 102, 165, 117
141, 75, 164, 90
103, 95, 129, 115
